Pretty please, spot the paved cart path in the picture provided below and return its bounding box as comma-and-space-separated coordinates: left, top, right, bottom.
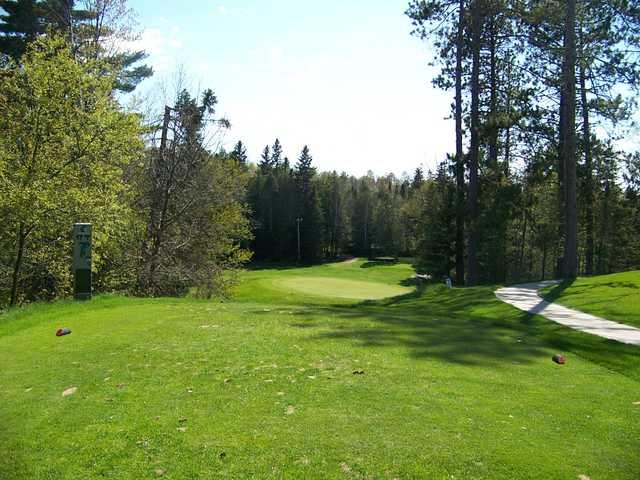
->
495, 281, 640, 346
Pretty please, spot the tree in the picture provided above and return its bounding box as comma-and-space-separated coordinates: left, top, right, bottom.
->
0, 36, 142, 306
271, 138, 283, 168
454, 0, 465, 285
406, 0, 467, 285
259, 145, 271, 173
560, 0, 578, 279
137, 89, 251, 296
230, 140, 248, 166
0, 0, 152, 92
0, 0, 41, 60
416, 163, 456, 278
295, 146, 323, 261
466, 0, 484, 286
411, 167, 424, 192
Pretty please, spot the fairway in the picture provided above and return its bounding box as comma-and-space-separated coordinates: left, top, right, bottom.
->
1, 260, 640, 479
274, 276, 412, 299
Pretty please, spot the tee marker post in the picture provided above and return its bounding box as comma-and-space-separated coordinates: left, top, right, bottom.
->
73, 223, 92, 300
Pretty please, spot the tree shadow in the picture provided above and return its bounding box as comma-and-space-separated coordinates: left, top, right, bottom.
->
288, 284, 640, 379
541, 279, 639, 305
360, 258, 402, 268
539, 279, 573, 303
245, 261, 318, 271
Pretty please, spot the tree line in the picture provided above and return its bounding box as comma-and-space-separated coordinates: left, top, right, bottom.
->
403, 0, 640, 284
242, 138, 422, 262
2, 0, 640, 308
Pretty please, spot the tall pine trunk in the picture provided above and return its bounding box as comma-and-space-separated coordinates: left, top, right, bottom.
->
580, 62, 594, 276
467, 0, 482, 286
488, 18, 499, 170
455, 0, 466, 286
561, 0, 578, 279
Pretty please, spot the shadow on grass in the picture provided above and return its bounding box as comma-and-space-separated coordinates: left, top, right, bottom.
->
542, 279, 639, 305
540, 280, 572, 302
360, 259, 399, 269
245, 261, 317, 272
289, 284, 640, 380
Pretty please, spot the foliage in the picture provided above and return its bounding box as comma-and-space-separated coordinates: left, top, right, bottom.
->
136, 89, 252, 297
0, 36, 143, 306
0, 0, 152, 92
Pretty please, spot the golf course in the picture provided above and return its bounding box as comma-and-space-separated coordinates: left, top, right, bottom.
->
1, 259, 639, 479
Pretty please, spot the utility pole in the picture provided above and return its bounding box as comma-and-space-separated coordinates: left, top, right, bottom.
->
296, 217, 303, 261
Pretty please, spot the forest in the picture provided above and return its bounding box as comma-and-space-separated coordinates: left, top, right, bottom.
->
1, 0, 640, 308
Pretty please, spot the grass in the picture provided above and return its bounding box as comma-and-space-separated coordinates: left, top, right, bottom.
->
540, 270, 640, 328
274, 276, 411, 299
1, 259, 640, 479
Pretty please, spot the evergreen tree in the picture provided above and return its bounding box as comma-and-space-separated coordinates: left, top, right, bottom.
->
271, 138, 283, 168
230, 140, 248, 166
259, 145, 271, 173
0, 0, 42, 60
295, 146, 322, 261
0, 0, 152, 92
411, 167, 424, 192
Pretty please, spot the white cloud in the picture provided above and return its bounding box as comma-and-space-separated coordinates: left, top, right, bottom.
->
128, 28, 183, 73
216, 5, 226, 15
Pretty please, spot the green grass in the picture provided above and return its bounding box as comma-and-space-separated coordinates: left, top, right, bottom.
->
1, 259, 640, 479
274, 276, 411, 300
540, 270, 640, 328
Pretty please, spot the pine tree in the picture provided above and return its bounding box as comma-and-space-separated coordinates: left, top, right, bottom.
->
271, 138, 283, 168
0, 0, 42, 60
295, 146, 322, 261
0, 0, 152, 92
411, 167, 424, 192
230, 140, 248, 166
259, 145, 271, 173
561, 0, 578, 279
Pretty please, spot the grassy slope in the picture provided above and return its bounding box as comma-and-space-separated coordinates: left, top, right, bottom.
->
0, 260, 639, 479
540, 270, 640, 328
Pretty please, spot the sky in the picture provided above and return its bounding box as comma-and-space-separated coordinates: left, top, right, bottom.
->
126, 0, 452, 177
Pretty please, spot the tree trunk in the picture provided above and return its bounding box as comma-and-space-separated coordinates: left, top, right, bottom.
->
467, 0, 482, 286
561, 0, 578, 279
518, 210, 528, 280
541, 239, 547, 280
139, 106, 171, 293
455, 0, 466, 286
580, 62, 594, 276
488, 18, 499, 170
10, 223, 28, 307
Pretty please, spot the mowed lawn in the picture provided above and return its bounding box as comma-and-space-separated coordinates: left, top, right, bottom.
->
1, 260, 640, 479
541, 270, 640, 328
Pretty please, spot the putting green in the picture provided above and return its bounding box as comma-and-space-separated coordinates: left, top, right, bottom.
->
275, 276, 412, 299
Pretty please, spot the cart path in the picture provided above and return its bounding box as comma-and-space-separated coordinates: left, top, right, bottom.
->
495, 281, 640, 346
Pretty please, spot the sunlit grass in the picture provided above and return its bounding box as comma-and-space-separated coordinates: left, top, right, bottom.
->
1, 261, 639, 479
540, 270, 640, 328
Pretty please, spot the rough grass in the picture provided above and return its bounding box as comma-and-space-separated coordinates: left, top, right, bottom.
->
540, 270, 640, 328
1, 260, 639, 479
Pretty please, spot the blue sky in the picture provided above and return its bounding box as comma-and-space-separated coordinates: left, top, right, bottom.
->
127, 0, 452, 176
